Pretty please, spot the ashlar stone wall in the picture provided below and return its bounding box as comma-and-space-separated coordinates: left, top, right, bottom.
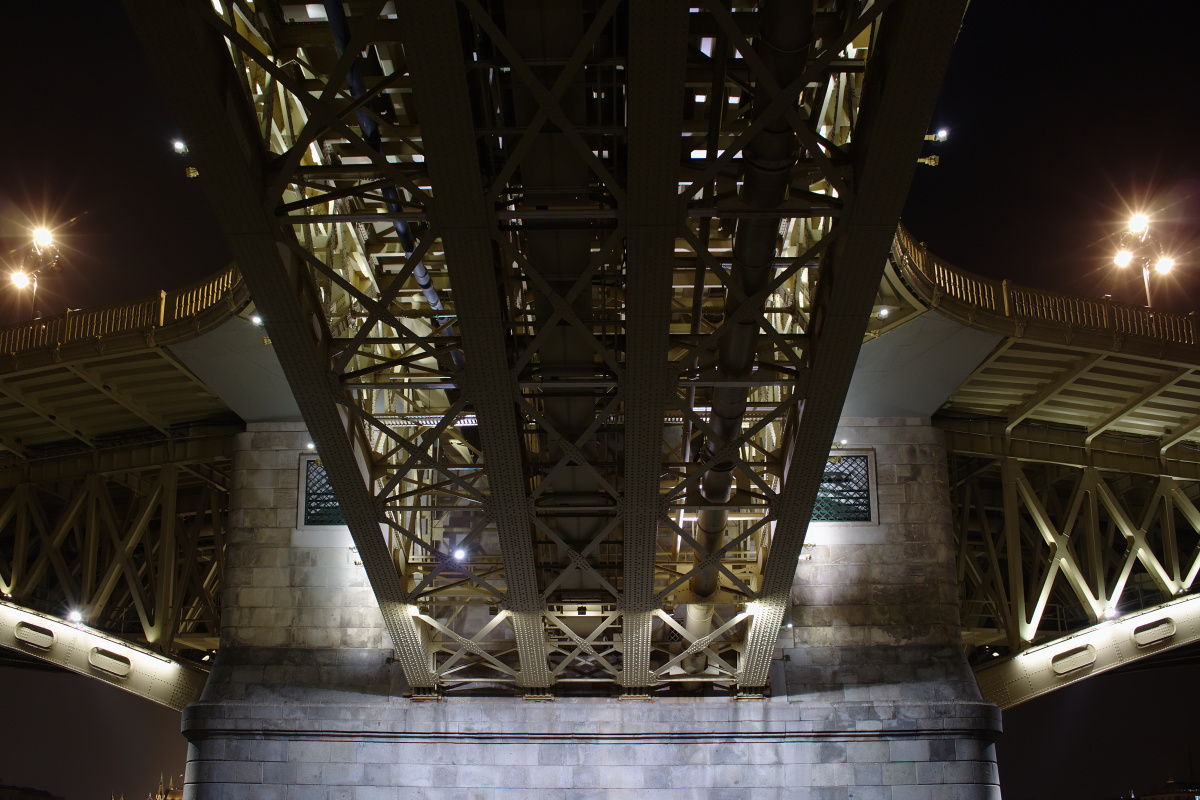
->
212, 422, 397, 701
182, 419, 1001, 799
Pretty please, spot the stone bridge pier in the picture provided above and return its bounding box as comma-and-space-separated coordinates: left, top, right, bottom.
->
183, 421, 1000, 799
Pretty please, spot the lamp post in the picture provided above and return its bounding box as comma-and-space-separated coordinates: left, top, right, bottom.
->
10, 227, 60, 318
1113, 215, 1175, 308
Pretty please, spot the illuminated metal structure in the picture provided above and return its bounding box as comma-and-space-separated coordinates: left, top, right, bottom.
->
0, 268, 247, 708
119, 0, 968, 696
893, 231, 1200, 708
2, 0, 1197, 725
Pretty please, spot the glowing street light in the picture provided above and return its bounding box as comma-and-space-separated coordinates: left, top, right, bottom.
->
453, 548, 466, 560
1112, 214, 1177, 307
8, 227, 62, 318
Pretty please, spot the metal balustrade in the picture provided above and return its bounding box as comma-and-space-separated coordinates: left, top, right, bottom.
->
0, 264, 242, 356
894, 224, 1196, 347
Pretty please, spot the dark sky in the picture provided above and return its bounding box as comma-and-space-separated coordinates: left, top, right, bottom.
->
0, 666, 186, 800
0, 2, 1198, 799
904, 1, 1200, 315
0, 3, 229, 325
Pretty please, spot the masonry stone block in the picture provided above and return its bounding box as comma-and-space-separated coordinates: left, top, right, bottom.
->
181, 420, 1001, 800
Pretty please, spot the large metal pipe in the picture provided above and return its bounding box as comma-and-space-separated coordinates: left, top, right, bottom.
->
685, 0, 812, 672
323, 2, 462, 368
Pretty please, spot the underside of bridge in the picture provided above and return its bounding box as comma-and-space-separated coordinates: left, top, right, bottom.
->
115, 0, 1013, 795
0, 0, 1185, 796
1, 1, 1198, 795
126, 0, 971, 697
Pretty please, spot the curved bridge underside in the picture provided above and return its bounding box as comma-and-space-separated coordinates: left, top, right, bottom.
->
891, 230, 1200, 708
3, 3, 1198, 713
123, 0, 969, 697
0, 269, 264, 706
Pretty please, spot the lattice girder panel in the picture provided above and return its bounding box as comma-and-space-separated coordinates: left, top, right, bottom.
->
0, 460, 228, 659
950, 455, 1200, 662
160, 0, 967, 695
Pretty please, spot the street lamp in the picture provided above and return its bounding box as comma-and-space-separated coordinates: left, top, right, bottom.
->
9, 227, 61, 318
1113, 214, 1176, 307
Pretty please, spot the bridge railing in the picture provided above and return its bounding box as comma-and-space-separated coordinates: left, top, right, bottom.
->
894, 224, 1197, 347
0, 265, 242, 356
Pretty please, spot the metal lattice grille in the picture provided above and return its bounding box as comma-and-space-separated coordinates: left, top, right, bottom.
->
304, 459, 345, 526
813, 455, 871, 522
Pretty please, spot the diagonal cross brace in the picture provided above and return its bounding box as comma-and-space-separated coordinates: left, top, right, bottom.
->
123, 0, 436, 687
393, 2, 553, 688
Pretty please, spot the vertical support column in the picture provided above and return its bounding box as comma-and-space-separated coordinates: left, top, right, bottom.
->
1003, 457, 1029, 646
204, 422, 395, 691
152, 465, 178, 648
393, 1, 552, 689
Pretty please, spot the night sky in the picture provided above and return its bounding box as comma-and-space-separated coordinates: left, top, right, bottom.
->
0, 3, 229, 326
1, 2, 1199, 799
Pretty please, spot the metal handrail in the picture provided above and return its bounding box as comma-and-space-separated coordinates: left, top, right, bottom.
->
0, 264, 242, 356
894, 225, 1196, 347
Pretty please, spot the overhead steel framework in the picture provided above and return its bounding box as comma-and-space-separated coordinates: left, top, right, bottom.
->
0, 265, 249, 704
124, 0, 964, 695
887, 224, 1200, 707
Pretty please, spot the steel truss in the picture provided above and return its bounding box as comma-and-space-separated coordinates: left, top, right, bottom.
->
951, 454, 1200, 661
0, 441, 232, 658
125, 0, 964, 695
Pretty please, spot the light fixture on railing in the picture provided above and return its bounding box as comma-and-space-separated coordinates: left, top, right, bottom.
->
9, 227, 61, 319
1113, 214, 1177, 308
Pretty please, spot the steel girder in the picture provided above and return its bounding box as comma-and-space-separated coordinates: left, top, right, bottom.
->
953, 451, 1200, 708
123, 0, 965, 696
620, 1, 690, 688
736, 0, 968, 688
124, 0, 439, 688
973, 592, 1200, 709
951, 454, 1200, 662
0, 599, 209, 711
0, 450, 230, 659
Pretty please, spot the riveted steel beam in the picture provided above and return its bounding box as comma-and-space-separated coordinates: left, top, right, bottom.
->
1085, 368, 1191, 448
975, 586, 1200, 710
619, 0, 690, 688
392, 2, 551, 688
940, 416, 1200, 480
739, 0, 970, 689
0, 599, 208, 711
1004, 354, 1106, 437
122, 0, 435, 688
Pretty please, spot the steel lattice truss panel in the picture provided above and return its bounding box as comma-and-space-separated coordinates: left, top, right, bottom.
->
951, 456, 1200, 660
0, 448, 231, 659
126, 0, 965, 694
